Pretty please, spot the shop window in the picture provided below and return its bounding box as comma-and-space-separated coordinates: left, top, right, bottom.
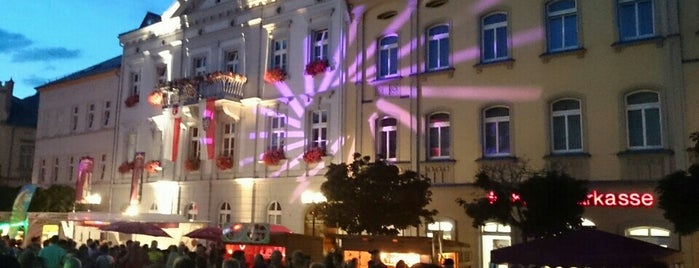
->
626, 226, 670, 247
427, 219, 454, 240
481, 222, 511, 268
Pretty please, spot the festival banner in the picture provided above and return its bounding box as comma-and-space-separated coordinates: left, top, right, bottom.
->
200, 98, 216, 160
74, 156, 94, 203
129, 152, 145, 205
163, 106, 182, 161
8, 184, 37, 237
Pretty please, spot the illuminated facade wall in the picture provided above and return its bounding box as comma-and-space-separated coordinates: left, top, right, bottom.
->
32, 58, 120, 198
113, 0, 349, 234
344, 0, 699, 267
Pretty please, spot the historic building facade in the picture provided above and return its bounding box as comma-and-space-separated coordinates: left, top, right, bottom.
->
0, 79, 37, 187
344, 0, 699, 267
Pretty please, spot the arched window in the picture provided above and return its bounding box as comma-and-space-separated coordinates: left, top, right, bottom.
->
626, 226, 671, 247
551, 98, 583, 153
268, 202, 282, 224
378, 35, 399, 78
483, 106, 510, 157
428, 113, 451, 159
481, 222, 511, 268
626, 91, 662, 149
185, 202, 198, 221
377, 117, 398, 160
219, 202, 232, 225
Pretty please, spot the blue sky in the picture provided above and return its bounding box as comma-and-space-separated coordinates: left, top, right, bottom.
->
0, 1, 173, 99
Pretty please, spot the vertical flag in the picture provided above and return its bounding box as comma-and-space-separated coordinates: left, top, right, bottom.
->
200, 98, 216, 160
163, 106, 182, 161
8, 184, 37, 238
74, 156, 94, 203
129, 152, 145, 205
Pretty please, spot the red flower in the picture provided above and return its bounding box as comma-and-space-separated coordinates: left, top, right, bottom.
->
144, 160, 162, 174
185, 158, 200, 171
303, 147, 326, 164
216, 155, 233, 170
262, 149, 286, 166
124, 94, 139, 107
118, 161, 134, 174
304, 60, 329, 76
264, 68, 286, 84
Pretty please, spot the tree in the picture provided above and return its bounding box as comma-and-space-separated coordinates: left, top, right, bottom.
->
317, 153, 438, 235
656, 164, 699, 236
456, 160, 588, 240
29, 185, 76, 212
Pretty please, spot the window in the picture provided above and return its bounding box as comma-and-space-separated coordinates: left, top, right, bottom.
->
156, 65, 168, 85
219, 202, 232, 225
71, 106, 79, 132
378, 35, 399, 78
626, 91, 661, 149
39, 159, 46, 182
272, 39, 288, 71
193, 56, 207, 76
18, 144, 33, 171
546, 0, 579, 52
186, 203, 198, 221
483, 106, 510, 157
224, 50, 240, 73
427, 219, 454, 240
312, 29, 329, 61
102, 101, 112, 127
310, 110, 328, 150
427, 25, 450, 70
626, 226, 670, 247
189, 127, 201, 159
428, 113, 451, 159
99, 154, 107, 180
129, 72, 140, 96
481, 13, 509, 62
268, 202, 282, 224
378, 117, 398, 160
221, 121, 236, 157
551, 99, 583, 153
481, 222, 511, 268
617, 0, 654, 41
269, 115, 286, 151
67, 156, 75, 181
86, 103, 95, 129
53, 158, 59, 181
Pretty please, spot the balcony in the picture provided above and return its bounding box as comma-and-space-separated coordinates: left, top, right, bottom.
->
159, 71, 248, 107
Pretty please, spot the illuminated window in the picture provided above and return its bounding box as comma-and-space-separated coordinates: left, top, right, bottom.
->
221, 121, 236, 157
186, 203, 198, 221
310, 110, 328, 150
428, 113, 450, 159
268, 201, 282, 224
193, 56, 207, 76
86, 103, 95, 129
224, 50, 240, 73
481, 222, 511, 268
272, 39, 288, 72
71, 106, 79, 132
626, 91, 661, 149
53, 158, 59, 182
219, 202, 232, 225
427, 24, 450, 71
67, 156, 74, 181
378, 35, 399, 78
377, 117, 397, 160
312, 29, 329, 61
427, 219, 454, 240
551, 99, 583, 153
189, 127, 201, 160
546, 0, 579, 52
156, 65, 168, 85
269, 115, 286, 151
626, 226, 670, 247
129, 72, 140, 96
617, 0, 654, 41
481, 13, 509, 62
483, 106, 510, 157
102, 101, 112, 127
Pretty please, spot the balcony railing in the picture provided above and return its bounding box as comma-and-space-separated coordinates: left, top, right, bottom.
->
160, 71, 247, 107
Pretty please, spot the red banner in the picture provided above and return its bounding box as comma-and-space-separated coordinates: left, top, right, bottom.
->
129, 152, 145, 205
75, 157, 94, 203
173, 117, 182, 161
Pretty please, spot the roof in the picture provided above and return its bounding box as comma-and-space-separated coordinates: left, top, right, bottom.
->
119, 11, 163, 37
7, 94, 39, 128
36, 55, 121, 89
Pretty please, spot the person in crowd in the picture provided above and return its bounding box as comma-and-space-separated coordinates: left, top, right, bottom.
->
268, 250, 284, 268
395, 260, 407, 268
442, 259, 454, 268
165, 245, 181, 268
367, 250, 386, 268
230, 250, 246, 268
147, 241, 165, 268
63, 252, 83, 268
194, 244, 208, 268
252, 253, 266, 268
38, 235, 67, 268
95, 243, 116, 268
222, 259, 241, 268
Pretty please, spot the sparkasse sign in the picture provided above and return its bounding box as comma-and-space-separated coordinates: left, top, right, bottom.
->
580, 190, 654, 207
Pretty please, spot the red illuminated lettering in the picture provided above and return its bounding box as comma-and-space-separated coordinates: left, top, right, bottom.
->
583, 190, 654, 208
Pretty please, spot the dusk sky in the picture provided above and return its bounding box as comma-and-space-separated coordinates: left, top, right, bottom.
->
1, 1, 173, 99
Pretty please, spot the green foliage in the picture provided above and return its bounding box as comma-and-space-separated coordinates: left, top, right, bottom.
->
29, 185, 76, 212
456, 161, 588, 240
318, 153, 438, 235
656, 164, 699, 235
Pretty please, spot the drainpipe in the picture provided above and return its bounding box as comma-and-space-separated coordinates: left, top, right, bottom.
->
109, 60, 124, 214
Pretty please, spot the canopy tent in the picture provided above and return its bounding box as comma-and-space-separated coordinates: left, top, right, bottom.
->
491, 228, 681, 267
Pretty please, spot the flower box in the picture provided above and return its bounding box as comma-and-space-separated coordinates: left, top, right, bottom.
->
262, 149, 286, 166
304, 60, 329, 77
144, 160, 162, 174
216, 155, 233, 170
124, 94, 139, 107
185, 158, 200, 172
264, 68, 286, 84
118, 161, 134, 174
303, 147, 327, 164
